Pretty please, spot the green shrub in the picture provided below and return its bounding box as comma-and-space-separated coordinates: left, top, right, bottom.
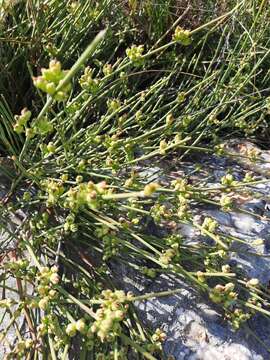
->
0, 0, 270, 358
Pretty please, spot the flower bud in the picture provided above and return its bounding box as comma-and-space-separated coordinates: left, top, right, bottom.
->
46, 82, 56, 95
76, 319, 86, 333
47, 142, 56, 153
38, 297, 49, 310
166, 113, 174, 126
66, 323, 77, 337
246, 278, 259, 287
143, 183, 159, 196
25, 339, 33, 349
50, 273, 60, 284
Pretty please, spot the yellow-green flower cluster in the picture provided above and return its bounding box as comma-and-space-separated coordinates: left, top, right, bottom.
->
246, 278, 259, 288
67, 1, 79, 13
64, 180, 109, 211
29, 211, 49, 231
33, 60, 71, 101
13, 108, 31, 134
90, 290, 132, 341
135, 109, 144, 124
0, 299, 14, 308
159, 248, 178, 266
166, 234, 182, 248
172, 178, 190, 192
243, 172, 254, 182
150, 203, 169, 222
95, 225, 119, 260
172, 26, 191, 45
201, 217, 218, 235
149, 328, 167, 351
79, 67, 100, 93
226, 308, 251, 330
177, 91, 186, 103
36, 266, 60, 310
126, 45, 144, 65
209, 282, 237, 307
40, 141, 57, 157
33, 117, 54, 136
107, 98, 121, 113
221, 174, 238, 187
166, 113, 174, 126
4, 259, 29, 278
143, 182, 159, 196
64, 213, 78, 233
159, 139, 167, 155
66, 320, 93, 349
7, 338, 34, 359
152, 328, 166, 342
177, 192, 190, 219
42, 179, 65, 206
220, 194, 233, 211
66, 318, 87, 337
103, 63, 112, 76
38, 314, 67, 350
146, 328, 167, 353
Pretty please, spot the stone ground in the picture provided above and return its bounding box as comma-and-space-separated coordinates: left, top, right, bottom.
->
111, 141, 270, 359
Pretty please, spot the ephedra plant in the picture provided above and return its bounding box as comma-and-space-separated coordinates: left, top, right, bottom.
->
0, 0, 270, 358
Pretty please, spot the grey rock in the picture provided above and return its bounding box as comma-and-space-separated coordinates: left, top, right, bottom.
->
112, 141, 270, 359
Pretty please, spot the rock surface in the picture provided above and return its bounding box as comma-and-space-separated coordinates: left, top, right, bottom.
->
112, 141, 270, 359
